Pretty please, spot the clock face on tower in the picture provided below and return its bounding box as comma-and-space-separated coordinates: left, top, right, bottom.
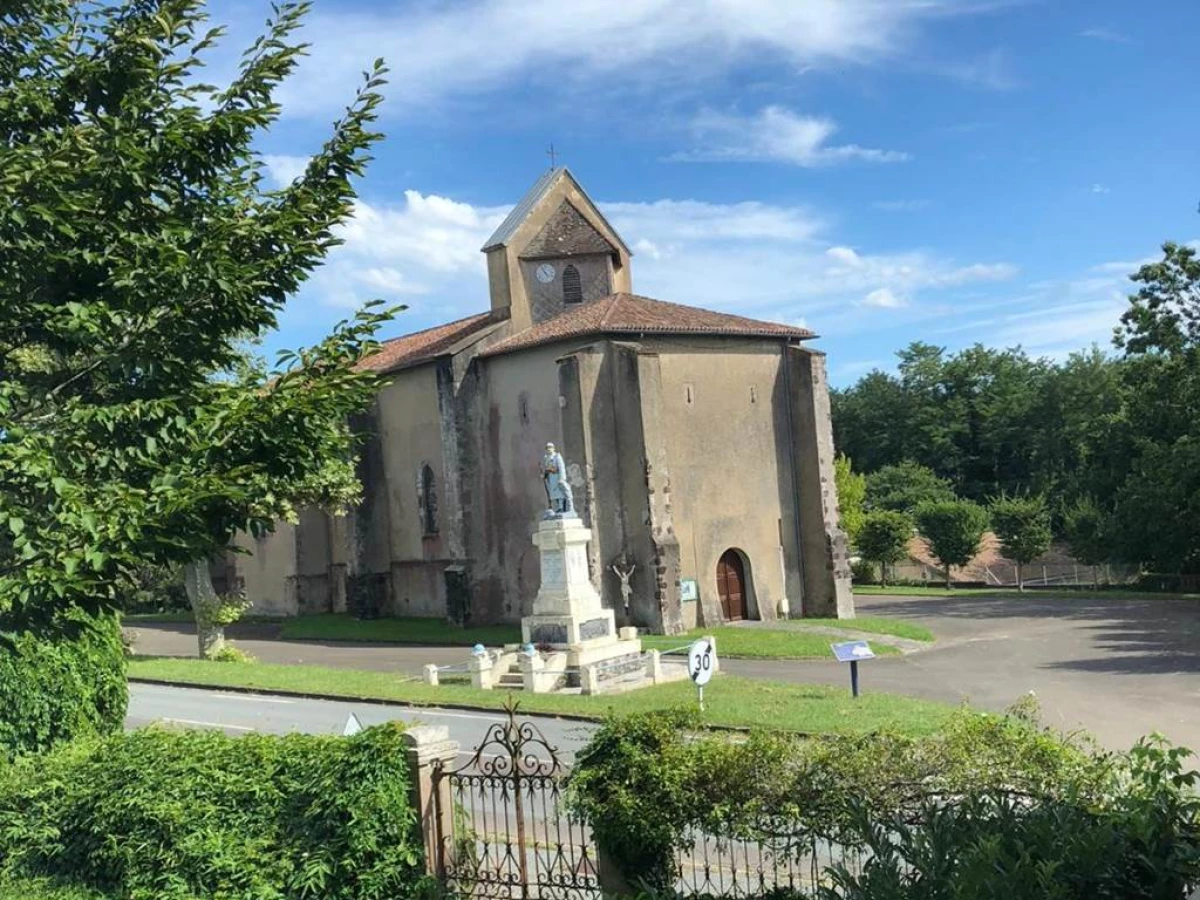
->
535, 263, 556, 284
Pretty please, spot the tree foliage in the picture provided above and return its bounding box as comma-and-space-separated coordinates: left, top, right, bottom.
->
834, 455, 866, 545
0, 0, 395, 630
989, 493, 1052, 590
915, 501, 989, 589
832, 241, 1200, 577
856, 512, 912, 586
866, 461, 955, 514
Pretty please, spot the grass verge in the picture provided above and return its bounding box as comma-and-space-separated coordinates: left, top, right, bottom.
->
274, 614, 927, 657
641, 627, 902, 658
128, 656, 957, 737
279, 614, 521, 646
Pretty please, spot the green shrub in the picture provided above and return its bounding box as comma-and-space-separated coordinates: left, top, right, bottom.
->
819, 737, 1200, 900
0, 609, 127, 759
0, 724, 429, 900
210, 643, 257, 663
569, 702, 1118, 892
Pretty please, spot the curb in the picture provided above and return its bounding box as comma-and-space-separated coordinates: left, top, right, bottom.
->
127, 677, 606, 725
126, 677, 775, 736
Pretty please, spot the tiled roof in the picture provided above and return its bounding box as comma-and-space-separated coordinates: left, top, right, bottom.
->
479, 293, 815, 358
358, 312, 497, 374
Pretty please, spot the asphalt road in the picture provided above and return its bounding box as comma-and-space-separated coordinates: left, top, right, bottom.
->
725, 592, 1200, 752
127, 682, 598, 761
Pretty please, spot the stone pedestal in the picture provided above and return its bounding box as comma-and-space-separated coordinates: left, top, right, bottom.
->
522, 515, 641, 693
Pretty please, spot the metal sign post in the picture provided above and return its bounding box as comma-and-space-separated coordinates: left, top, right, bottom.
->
830, 640, 876, 698
687, 638, 716, 711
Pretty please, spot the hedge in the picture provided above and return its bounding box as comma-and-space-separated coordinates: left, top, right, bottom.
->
568, 703, 1200, 898
0, 724, 430, 900
0, 608, 127, 759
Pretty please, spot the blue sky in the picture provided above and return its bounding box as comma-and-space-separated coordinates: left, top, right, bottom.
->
207, 0, 1198, 386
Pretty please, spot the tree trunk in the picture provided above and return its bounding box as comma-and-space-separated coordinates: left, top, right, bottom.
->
879, 562, 887, 587
184, 559, 224, 659
1092, 565, 1099, 591
945, 565, 952, 591
1017, 561, 1024, 592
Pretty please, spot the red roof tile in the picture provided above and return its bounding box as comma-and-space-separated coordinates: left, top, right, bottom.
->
478, 293, 815, 357
358, 312, 497, 374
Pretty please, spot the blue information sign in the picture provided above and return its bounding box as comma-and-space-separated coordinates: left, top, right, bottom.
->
831, 640, 876, 663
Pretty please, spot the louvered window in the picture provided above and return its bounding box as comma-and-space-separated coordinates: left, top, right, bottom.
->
562, 264, 583, 304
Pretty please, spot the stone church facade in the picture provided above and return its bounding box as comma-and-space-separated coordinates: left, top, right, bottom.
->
225, 169, 853, 633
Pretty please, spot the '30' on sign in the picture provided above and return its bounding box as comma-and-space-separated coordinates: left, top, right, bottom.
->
688, 639, 716, 686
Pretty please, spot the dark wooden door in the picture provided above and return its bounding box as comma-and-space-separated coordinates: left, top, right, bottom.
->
716, 551, 747, 621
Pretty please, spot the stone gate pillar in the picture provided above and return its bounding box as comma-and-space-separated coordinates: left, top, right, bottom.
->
402, 725, 460, 877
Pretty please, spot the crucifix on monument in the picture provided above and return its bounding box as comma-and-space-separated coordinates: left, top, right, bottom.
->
546, 143, 559, 170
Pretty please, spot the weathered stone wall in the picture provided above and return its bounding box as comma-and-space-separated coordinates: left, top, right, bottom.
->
785, 346, 854, 618
232, 525, 297, 615
461, 342, 575, 622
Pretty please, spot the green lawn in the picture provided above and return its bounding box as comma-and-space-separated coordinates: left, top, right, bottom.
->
128, 657, 957, 737
279, 614, 522, 646
274, 614, 927, 658
641, 627, 902, 658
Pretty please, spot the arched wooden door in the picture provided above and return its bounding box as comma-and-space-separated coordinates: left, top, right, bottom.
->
716, 550, 747, 621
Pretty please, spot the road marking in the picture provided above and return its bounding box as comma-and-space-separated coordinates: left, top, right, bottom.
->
204, 691, 295, 705
163, 717, 254, 732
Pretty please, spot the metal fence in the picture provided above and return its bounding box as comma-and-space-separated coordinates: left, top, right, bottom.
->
432, 706, 599, 900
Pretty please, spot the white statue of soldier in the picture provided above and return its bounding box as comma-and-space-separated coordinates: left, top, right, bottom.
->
541, 442, 575, 516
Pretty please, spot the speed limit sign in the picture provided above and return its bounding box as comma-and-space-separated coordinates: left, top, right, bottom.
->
688, 638, 716, 710
688, 638, 716, 686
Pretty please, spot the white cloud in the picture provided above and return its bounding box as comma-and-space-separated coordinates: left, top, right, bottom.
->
1080, 27, 1133, 44
216, 0, 998, 117
297, 184, 1016, 338
677, 107, 909, 166
942, 48, 1020, 90
862, 288, 906, 309
873, 199, 931, 212
262, 154, 309, 187
826, 246, 864, 266
305, 192, 509, 312
1091, 183, 1111, 194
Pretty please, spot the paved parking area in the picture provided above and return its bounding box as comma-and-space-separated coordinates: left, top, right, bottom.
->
727, 592, 1200, 751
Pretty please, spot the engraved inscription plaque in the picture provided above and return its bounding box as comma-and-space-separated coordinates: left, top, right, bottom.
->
531, 624, 568, 645
541, 551, 566, 587
579, 617, 610, 641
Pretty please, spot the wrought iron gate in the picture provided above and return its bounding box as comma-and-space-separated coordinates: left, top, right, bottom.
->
432, 701, 600, 900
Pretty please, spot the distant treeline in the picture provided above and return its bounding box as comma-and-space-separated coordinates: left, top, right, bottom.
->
831, 241, 1200, 576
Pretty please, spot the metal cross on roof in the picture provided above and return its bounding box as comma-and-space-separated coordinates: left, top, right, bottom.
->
546, 143, 559, 170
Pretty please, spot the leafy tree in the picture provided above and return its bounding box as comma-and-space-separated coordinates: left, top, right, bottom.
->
989, 493, 1052, 591
856, 511, 912, 586
1063, 496, 1110, 588
834, 455, 866, 545
915, 501, 989, 590
866, 461, 956, 514
0, 0, 394, 742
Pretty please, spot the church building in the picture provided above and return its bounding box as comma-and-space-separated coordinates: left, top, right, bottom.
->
227, 169, 853, 634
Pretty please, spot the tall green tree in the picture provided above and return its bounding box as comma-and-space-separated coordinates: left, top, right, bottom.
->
915, 500, 989, 590
988, 494, 1052, 591
834, 455, 866, 545
1062, 496, 1110, 588
0, 0, 394, 742
856, 511, 912, 586
866, 461, 956, 515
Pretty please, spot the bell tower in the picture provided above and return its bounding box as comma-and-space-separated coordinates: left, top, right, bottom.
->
481, 169, 632, 332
